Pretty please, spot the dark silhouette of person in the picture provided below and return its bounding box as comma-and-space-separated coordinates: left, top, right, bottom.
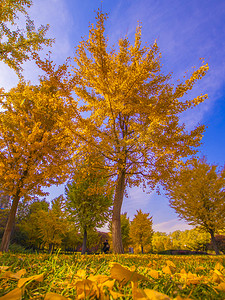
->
102, 239, 110, 253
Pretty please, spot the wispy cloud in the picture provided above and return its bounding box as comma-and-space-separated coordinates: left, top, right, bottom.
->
153, 219, 194, 234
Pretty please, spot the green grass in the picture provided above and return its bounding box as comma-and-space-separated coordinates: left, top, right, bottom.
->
0, 252, 225, 299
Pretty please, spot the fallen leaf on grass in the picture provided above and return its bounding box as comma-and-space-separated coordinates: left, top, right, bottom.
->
166, 260, 176, 269
76, 269, 86, 278
195, 266, 205, 272
144, 288, 171, 300
44, 292, 70, 300
109, 290, 124, 299
211, 269, 225, 284
10, 269, 26, 280
178, 270, 204, 285
110, 263, 149, 285
214, 263, 224, 272
88, 274, 109, 284
0, 269, 26, 280
75, 279, 98, 299
215, 282, 225, 292
17, 273, 44, 288
0, 287, 22, 300
162, 266, 174, 275
0, 267, 9, 272
148, 269, 160, 279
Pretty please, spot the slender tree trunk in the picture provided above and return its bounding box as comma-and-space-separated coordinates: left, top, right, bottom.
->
112, 169, 126, 254
209, 230, 220, 255
0, 194, 20, 252
49, 243, 53, 254
81, 227, 87, 254
141, 245, 144, 254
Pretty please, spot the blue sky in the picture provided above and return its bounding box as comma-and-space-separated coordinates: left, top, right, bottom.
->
1, 0, 225, 233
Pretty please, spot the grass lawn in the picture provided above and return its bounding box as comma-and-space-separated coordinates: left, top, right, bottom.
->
0, 251, 225, 299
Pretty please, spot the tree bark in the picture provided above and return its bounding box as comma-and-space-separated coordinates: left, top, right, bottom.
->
0, 193, 20, 252
112, 169, 126, 254
141, 245, 144, 254
209, 229, 220, 255
81, 227, 87, 254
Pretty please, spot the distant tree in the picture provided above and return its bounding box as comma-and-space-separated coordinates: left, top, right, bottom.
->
0, 0, 53, 74
129, 209, 153, 253
0, 59, 76, 252
166, 157, 225, 255
65, 155, 113, 254
152, 232, 172, 253
19, 199, 49, 250
169, 228, 210, 251
170, 230, 183, 250
62, 224, 81, 252
38, 196, 69, 253
72, 10, 209, 253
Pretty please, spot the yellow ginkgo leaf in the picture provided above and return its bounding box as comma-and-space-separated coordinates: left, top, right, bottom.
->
144, 289, 171, 300
0, 266, 9, 271
212, 269, 224, 284
44, 292, 70, 300
186, 273, 204, 285
88, 274, 109, 284
215, 263, 224, 272
110, 263, 149, 285
75, 279, 98, 299
1, 271, 13, 279
215, 282, 225, 292
17, 273, 44, 288
0, 287, 22, 300
148, 269, 160, 279
166, 260, 176, 268
162, 266, 173, 275
195, 266, 205, 272
10, 269, 26, 279
132, 282, 148, 300
76, 269, 86, 278
110, 290, 125, 299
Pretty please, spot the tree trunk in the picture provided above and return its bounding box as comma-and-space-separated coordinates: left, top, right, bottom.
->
112, 169, 126, 254
49, 243, 53, 254
81, 227, 87, 254
141, 245, 144, 254
0, 194, 20, 252
209, 230, 220, 255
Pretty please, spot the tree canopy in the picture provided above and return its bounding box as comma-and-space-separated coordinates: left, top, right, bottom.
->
0, 0, 53, 74
0, 58, 76, 251
166, 157, 225, 255
72, 10, 209, 253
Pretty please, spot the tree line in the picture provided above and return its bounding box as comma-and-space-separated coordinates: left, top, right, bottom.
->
0, 1, 224, 254
1, 197, 225, 255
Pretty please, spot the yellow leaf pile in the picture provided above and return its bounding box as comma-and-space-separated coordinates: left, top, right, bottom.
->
0, 254, 225, 299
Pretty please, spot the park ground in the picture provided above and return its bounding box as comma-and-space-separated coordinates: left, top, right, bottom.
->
0, 251, 225, 299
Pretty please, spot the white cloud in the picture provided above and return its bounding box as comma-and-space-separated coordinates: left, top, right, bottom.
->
153, 219, 194, 234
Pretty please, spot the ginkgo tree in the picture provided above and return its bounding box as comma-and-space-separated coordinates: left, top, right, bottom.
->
37, 196, 69, 253
72, 10, 209, 253
0, 58, 76, 252
65, 154, 113, 254
130, 209, 153, 254
166, 157, 225, 255
0, 0, 52, 74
